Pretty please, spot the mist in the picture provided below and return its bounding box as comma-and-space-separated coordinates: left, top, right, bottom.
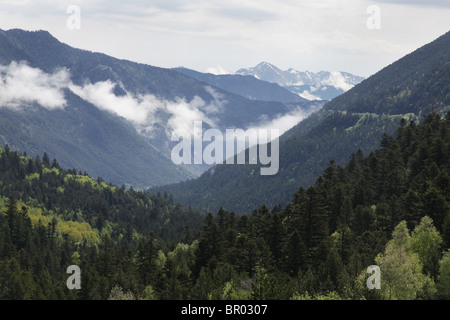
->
0, 61, 69, 110
0, 61, 315, 149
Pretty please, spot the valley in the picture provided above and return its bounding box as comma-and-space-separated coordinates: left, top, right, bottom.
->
0, 26, 449, 302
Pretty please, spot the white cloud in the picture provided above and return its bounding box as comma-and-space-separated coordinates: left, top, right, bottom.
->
1, 0, 450, 77
166, 96, 217, 138
205, 65, 229, 75
69, 80, 163, 124
372, 0, 450, 8
0, 61, 223, 141
0, 60, 323, 164
247, 103, 322, 141
69, 80, 223, 139
0, 61, 69, 110
0, 61, 318, 141
298, 90, 321, 101
321, 72, 355, 91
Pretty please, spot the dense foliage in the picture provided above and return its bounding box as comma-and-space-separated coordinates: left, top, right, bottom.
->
1, 111, 449, 299
0, 147, 203, 298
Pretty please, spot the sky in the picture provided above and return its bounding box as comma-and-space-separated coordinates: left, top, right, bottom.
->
0, 0, 450, 78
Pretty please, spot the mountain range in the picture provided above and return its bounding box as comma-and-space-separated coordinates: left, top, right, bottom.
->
236, 62, 365, 100
0, 26, 449, 302
174, 66, 308, 103
0, 29, 323, 188
2, 27, 449, 216
153, 30, 450, 214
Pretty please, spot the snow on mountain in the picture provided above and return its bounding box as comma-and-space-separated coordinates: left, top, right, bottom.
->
236, 62, 365, 101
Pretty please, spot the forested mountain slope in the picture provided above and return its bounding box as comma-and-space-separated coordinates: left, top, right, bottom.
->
153, 30, 450, 214
1, 111, 449, 300
0, 145, 204, 299
0, 29, 319, 188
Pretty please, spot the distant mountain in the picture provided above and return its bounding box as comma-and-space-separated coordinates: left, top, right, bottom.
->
236, 62, 365, 100
153, 30, 450, 214
0, 29, 324, 188
174, 67, 310, 103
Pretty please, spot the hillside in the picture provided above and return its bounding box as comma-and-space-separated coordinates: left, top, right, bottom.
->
153, 30, 450, 214
0, 144, 204, 299
0, 29, 321, 188
1, 110, 449, 300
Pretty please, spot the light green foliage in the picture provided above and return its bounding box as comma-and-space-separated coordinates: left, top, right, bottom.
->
167, 242, 196, 280
43, 167, 60, 175
409, 216, 443, 278
142, 285, 157, 300
221, 281, 251, 300
155, 250, 167, 270
63, 174, 116, 191
375, 221, 435, 300
290, 291, 344, 300
71, 252, 81, 265
437, 251, 450, 299
25, 173, 40, 181
57, 220, 99, 245
250, 267, 275, 300
108, 285, 136, 300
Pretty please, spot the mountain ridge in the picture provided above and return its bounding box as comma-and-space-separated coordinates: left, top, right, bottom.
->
0, 28, 323, 188
174, 66, 310, 103
153, 30, 450, 214
236, 61, 365, 100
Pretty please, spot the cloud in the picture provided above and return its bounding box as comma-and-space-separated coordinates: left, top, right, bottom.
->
0, 61, 69, 110
165, 96, 218, 138
297, 90, 321, 101
248, 107, 314, 141
69, 80, 223, 139
205, 65, 229, 75
0, 61, 319, 161
371, 0, 450, 8
0, 61, 224, 141
69, 80, 164, 124
321, 72, 355, 91
2, 0, 450, 78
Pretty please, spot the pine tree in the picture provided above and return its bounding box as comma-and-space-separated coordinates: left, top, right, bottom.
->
422, 186, 449, 232
293, 187, 329, 266
136, 231, 160, 286
285, 230, 305, 276
42, 152, 50, 167
194, 212, 224, 276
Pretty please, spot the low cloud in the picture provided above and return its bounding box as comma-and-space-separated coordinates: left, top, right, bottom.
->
248, 107, 314, 141
321, 72, 355, 91
0, 61, 69, 110
69, 79, 223, 139
0, 61, 319, 158
0, 61, 223, 140
372, 0, 450, 8
205, 65, 229, 75
69, 80, 164, 125
166, 96, 218, 138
